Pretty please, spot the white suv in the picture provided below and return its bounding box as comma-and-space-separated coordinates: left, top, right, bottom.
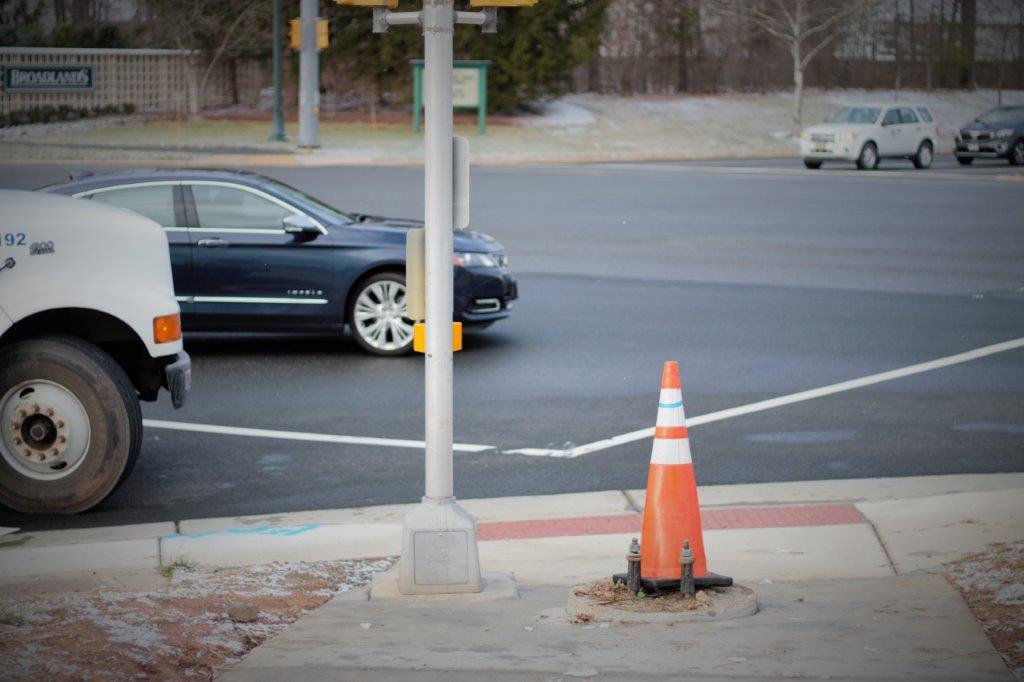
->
800, 105, 939, 170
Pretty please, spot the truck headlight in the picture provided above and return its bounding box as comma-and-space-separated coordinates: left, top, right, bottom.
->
837, 131, 857, 143
996, 128, 1014, 139
453, 252, 499, 268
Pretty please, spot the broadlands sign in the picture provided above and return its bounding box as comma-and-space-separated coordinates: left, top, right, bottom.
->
3, 65, 94, 93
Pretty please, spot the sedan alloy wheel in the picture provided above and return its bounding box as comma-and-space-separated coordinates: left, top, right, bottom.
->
349, 274, 414, 355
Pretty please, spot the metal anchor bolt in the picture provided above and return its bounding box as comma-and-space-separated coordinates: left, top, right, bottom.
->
679, 540, 695, 598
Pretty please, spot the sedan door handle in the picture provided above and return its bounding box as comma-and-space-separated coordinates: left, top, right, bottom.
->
197, 238, 228, 248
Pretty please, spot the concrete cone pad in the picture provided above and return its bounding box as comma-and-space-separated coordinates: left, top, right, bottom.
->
568, 583, 759, 622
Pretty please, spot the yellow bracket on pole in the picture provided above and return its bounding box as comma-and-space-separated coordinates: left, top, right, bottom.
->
414, 322, 463, 353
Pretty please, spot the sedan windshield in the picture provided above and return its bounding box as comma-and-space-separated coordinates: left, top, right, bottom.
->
262, 178, 355, 223
975, 106, 1024, 125
827, 107, 881, 124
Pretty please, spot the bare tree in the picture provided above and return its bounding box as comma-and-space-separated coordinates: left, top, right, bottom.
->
736, 0, 866, 133
140, 0, 268, 111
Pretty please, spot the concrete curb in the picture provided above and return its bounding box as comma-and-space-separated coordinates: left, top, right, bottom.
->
1, 474, 1021, 586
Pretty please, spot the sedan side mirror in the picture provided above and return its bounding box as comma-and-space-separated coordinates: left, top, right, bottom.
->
283, 214, 321, 240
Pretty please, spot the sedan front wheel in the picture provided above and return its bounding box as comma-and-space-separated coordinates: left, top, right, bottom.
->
348, 272, 415, 356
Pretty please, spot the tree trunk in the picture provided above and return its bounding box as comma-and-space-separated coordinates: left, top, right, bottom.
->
959, 0, 976, 89
894, 0, 902, 97
792, 51, 804, 134
229, 58, 240, 105
676, 1, 690, 93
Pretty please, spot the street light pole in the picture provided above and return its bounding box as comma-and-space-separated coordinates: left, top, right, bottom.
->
338, 0, 522, 597
297, 0, 319, 148
269, 0, 288, 142
422, 0, 455, 504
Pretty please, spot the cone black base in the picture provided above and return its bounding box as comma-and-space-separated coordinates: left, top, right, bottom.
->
612, 571, 733, 594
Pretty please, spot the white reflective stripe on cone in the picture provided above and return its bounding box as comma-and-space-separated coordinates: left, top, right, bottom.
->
657, 388, 686, 426
650, 437, 693, 466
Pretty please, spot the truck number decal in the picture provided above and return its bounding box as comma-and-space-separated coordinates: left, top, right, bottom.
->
3, 233, 26, 247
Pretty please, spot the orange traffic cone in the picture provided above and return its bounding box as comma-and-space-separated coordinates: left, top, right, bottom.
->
638, 361, 731, 589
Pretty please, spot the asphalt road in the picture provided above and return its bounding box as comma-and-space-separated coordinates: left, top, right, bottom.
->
1, 155, 1022, 529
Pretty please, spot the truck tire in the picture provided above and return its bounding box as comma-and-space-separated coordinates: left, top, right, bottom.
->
0, 336, 141, 513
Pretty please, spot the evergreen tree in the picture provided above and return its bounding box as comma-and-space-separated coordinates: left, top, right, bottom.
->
323, 0, 609, 112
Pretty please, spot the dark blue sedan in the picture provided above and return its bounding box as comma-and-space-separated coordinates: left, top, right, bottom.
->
43, 170, 517, 355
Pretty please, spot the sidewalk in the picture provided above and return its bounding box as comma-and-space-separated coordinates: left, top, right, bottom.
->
2, 472, 1022, 678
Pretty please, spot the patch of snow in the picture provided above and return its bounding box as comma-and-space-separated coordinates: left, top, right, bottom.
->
995, 584, 1024, 606
520, 101, 597, 128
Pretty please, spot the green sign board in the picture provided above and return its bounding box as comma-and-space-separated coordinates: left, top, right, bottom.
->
3, 65, 94, 93
411, 60, 490, 135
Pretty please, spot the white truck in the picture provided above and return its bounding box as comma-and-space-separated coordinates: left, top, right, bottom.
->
0, 190, 190, 514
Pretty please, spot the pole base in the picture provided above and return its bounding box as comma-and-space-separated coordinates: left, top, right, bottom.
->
398, 497, 483, 595
612, 571, 733, 595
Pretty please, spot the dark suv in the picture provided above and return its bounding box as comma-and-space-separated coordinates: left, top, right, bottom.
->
956, 105, 1024, 166
43, 169, 517, 355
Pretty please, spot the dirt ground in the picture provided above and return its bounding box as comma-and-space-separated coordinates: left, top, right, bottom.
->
0, 557, 393, 680
945, 541, 1024, 679
571, 577, 716, 613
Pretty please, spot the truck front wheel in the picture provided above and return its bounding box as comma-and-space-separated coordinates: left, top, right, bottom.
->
0, 336, 141, 513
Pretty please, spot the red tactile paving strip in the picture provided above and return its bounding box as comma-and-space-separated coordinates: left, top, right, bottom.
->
476, 503, 863, 541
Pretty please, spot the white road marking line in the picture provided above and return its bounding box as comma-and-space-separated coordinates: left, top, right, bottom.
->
506, 336, 1024, 459
142, 419, 496, 453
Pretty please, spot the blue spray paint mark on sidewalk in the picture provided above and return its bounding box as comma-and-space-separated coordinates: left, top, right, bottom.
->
163, 523, 321, 540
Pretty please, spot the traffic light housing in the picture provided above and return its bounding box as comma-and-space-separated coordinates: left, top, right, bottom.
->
290, 18, 329, 49
316, 19, 329, 49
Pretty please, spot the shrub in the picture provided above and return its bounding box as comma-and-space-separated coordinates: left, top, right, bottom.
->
0, 102, 138, 128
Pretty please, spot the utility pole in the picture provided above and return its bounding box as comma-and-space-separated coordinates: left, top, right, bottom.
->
338, 0, 532, 596
298, 0, 320, 148
269, 0, 288, 142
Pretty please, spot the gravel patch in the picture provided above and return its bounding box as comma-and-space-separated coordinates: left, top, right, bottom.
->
0, 557, 393, 680
946, 541, 1024, 679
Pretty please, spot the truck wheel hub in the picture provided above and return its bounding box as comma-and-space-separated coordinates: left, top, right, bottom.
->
1, 381, 90, 480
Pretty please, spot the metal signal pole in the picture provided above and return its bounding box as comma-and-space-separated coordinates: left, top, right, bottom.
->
269, 0, 288, 142
339, 0, 525, 596
297, 0, 319, 148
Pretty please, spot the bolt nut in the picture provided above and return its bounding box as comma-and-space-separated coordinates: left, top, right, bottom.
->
23, 449, 31, 457
46, 408, 54, 416
19, 410, 26, 418
32, 404, 40, 413
59, 436, 66, 444
51, 448, 59, 456
13, 437, 22, 445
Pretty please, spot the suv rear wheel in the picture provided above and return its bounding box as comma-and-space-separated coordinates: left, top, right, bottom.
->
856, 142, 879, 170
1011, 139, 1024, 166
348, 272, 415, 356
0, 336, 141, 513
912, 141, 933, 169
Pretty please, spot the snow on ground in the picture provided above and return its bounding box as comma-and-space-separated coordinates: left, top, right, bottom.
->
519, 89, 1024, 156
0, 558, 393, 681
946, 542, 1024, 679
